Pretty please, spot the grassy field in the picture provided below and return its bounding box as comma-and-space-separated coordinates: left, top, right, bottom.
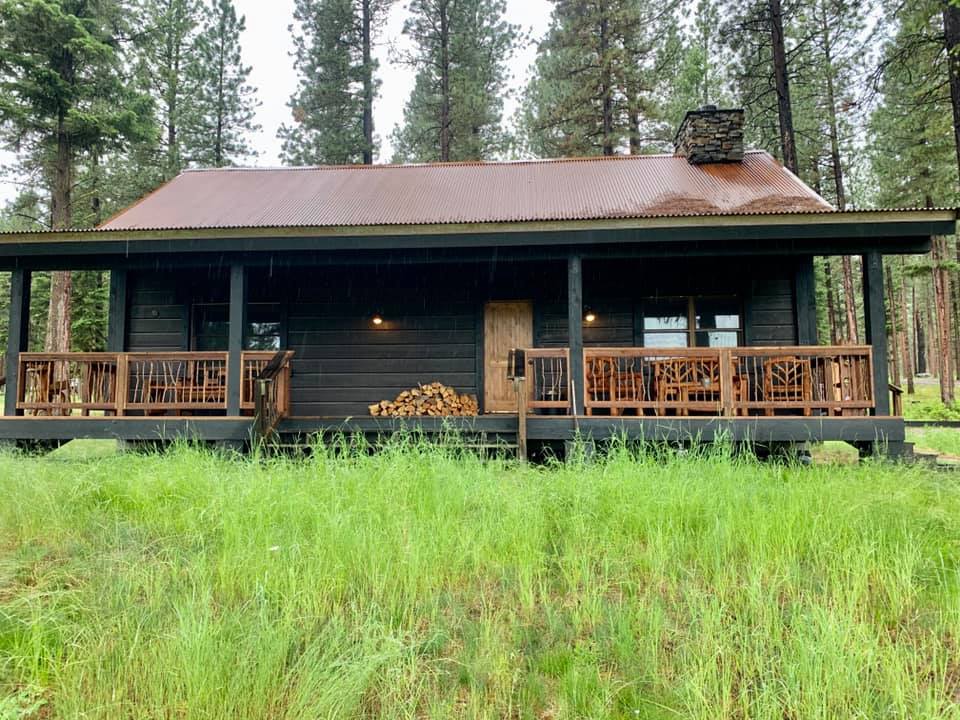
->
903, 381, 960, 421
1, 441, 959, 719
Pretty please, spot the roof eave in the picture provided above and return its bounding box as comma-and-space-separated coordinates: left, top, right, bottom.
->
0, 208, 953, 244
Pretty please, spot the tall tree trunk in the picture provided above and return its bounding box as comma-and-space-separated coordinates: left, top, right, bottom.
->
818, 1, 845, 209
886, 264, 901, 385
899, 258, 915, 394
841, 255, 858, 343
768, 0, 797, 173
361, 0, 374, 164
915, 282, 927, 375
823, 258, 838, 344
943, 1, 960, 184
933, 234, 956, 404
954, 238, 960, 381
627, 78, 641, 155
46, 115, 73, 355
926, 277, 937, 377
438, 2, 451, 162
213, 13, 226, 167
165, 0, 183, 175
599, 9, 614, 156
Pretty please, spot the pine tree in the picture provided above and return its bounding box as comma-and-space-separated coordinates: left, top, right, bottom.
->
279, 0, 393, 165
391, 0, 518, 163
134, 0, 204, 177
661, 0, 732, 126
521, 0, 679, 158
181, 0, 260, 167
0, 0, 154, 353
724, 0, 806, 171
869, 0, 960, 404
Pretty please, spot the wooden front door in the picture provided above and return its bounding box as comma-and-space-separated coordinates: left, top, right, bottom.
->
484, 301, 533, 413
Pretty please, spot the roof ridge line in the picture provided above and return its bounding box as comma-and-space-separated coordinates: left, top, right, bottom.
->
179, 150, 773, 173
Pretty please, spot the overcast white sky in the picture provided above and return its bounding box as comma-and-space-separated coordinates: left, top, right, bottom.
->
0, 1, 553, 206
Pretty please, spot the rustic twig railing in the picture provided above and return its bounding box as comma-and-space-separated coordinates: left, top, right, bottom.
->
525, 348, 570, 413
251, 351, 295, 444
512, 345, 877, 417
16, 351, 292, 417
579, 346, 874, 417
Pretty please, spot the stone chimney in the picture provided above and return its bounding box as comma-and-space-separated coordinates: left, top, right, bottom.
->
673, 106, 744, 164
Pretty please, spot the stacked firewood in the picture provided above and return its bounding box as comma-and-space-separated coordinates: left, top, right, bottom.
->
369, 382, 479, 417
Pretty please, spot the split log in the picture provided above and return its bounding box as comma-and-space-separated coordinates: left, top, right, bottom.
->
369, 382, 479, 417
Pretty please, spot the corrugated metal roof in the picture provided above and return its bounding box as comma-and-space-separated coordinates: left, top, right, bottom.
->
98, 151, 835, 231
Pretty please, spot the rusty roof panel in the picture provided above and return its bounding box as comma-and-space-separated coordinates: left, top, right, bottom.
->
100, 151, 833, 231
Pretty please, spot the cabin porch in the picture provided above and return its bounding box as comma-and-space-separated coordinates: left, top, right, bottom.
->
0, 246, 902, 452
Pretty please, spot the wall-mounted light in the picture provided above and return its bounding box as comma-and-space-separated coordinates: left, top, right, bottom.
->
371, 312, 384, 326
584, 308, 597, 324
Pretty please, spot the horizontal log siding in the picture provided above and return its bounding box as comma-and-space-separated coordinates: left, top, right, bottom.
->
126, 271, 187, 351
284, 266, 481, 417
123, 257, 799, 416
745, 272, 797, 346
535, 259, 798, 348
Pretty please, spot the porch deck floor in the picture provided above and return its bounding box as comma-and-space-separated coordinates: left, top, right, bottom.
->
0, 414, 906, 445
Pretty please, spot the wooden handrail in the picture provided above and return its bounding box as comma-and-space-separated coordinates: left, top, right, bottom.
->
517, 345, 878, 417
252, 351, 295, 445
15, 351, 292, 418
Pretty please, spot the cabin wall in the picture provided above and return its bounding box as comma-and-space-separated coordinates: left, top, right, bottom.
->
282, 264, 481, 417
126, 271, 187, 351
124, 256, 802, 417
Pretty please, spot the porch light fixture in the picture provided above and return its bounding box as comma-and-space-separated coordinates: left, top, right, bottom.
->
584, 308, 597, 324
371, 312, 384, 326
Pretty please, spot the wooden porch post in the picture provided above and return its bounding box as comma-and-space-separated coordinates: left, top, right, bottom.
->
794, 256, 818, 345
4, 269, 31, 417
862, 251, 891, 416
568, 254, 584, 415
106, 269, 127, 352
227, 264, 247, 416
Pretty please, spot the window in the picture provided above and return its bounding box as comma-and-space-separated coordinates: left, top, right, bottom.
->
695, 297, 741, 348
193, 303, 228, 351
191, 302, 282, 351
642, 296, 742, 348
246, 304, 282, 350
642, 298, 689, 348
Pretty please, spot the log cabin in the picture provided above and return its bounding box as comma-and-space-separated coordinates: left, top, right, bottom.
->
0, 107, 955, 456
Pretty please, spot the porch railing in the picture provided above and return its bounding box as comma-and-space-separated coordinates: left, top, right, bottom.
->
525, 348, 570, 411
580, 345, 874, 417
517, 345, 875, 417
16, 351, 292, 417
251, 351, 295, 443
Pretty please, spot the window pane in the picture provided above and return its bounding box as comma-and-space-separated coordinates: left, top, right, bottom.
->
696, 330, 739, 348
245, 333, 281, 351
644, 299, 688, 330
644, 332, 689, 348
696, 297, 741, 330
196, 333, 228, 351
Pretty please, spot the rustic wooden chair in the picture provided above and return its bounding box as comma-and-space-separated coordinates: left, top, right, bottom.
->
585, 356, 616, 415
655, 358, 699, 415
762, 356, 813, 416
827, 356, 870, 417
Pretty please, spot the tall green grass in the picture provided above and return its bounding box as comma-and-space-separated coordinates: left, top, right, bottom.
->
1, 440, 959, 719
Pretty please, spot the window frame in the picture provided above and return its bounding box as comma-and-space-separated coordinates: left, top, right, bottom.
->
189, 301, 285, 352
640, 295, 743, 348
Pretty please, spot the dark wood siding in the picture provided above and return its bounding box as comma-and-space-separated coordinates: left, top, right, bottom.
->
745, 270, 797, 346
281, 265, 481, 417
123, 255, 800, 416
126, 271, 187, 351
534, 258, 798, 348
